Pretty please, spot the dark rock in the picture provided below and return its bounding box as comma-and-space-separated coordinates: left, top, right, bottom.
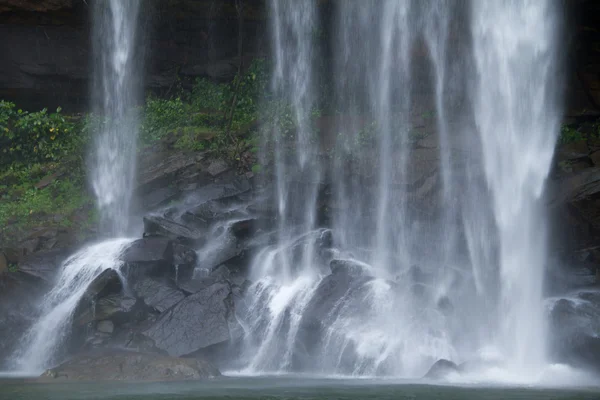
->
120, 237, 178, 280
143, 282, 239, 357
140, 186, 179, 211
181, 179, 251, 208
137, 152, 204, 194
177, 277, 217, 295
120, 237, 173, 265
230, 218, 258, 239
173, 243, 197, 266
74, 294, 138, 326
83, 269, 123, 301
293, 271, 374, 365
548, 292, 600, 373
0, 252, 7, 275
330, 259, 371, 276
210, 265, 231, 281
18, 247, 72, 283
206, 159, 230, 177
143, 215, 205, 245
40, 351, 220, 382
133, 277, 186, 313
424, 359, 460, 379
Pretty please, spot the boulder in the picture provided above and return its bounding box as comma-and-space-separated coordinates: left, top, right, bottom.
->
120, 237, 173, 265
82, 269, 123, 301
424, 359, 460, 379
143, 282, 239, 357
40, 351, 220, 382
120, 238, 196, 281
133, 277, 186, 313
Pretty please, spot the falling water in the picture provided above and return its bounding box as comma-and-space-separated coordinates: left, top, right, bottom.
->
8, 1, 145, 374
469, 0, 562, 372
240, 0, 563, 379
90, 0, 142, 235
10, 239, 133, 373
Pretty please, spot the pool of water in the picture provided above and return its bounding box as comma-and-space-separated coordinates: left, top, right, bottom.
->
1, 376, 599, 400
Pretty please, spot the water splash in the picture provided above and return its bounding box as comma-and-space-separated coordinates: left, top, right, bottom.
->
469, 0, 562, 372
10, 239, 133, 373
241, 0, 564, 380
90, 0, 142, 235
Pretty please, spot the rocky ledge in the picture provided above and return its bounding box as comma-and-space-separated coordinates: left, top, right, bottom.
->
40, 351, 220, 382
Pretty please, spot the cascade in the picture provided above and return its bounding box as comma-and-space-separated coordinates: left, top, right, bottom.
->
10, 239, 133, 373
239, 0, 563, 378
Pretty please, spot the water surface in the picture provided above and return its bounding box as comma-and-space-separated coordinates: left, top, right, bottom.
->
1, 377, 599, 400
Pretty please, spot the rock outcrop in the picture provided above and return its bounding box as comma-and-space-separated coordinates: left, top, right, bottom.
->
41, 351, 220, 381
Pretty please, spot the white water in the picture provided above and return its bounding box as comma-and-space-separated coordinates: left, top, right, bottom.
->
90, 0, 142, 235
7, 1, 144, 375
469, 0, 561, 372
10, 239, 133, 373
240, 0, 564, 381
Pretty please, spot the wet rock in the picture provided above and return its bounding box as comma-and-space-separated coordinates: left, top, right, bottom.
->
133, 277, 186, 313
140, 186, 179, 211
83, 269, 123, 301
74, 294, 138, 326
177, 277, 217, 295
120, 237, 173, 265
41, 351, 220, 382
137, 152, 204, 193
330, 259, 371, 276
548, 292, 600, 372
143, 282, 239, 357
96, 320, 114, 334
210, 265, 231, 281
143, 215, 205, 245
173, 243, 197, 266
18, 247, 72, 283
424, 359, 460, 379
182, 178, 251, 208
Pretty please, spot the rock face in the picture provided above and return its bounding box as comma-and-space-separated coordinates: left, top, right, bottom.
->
41, 351, 220, 381
0, 1, 268, 112
143, 282, 239, 357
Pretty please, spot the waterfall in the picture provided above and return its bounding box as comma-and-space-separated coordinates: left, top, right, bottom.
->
240, 0, 563, 378
90, 0, 142, 236
8, 1, 144, 374
10, 239, 133, 373
468, 0, 562, 372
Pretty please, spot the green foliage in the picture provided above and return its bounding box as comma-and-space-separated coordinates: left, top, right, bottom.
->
0, 163, 93, 240
0, 101, 81, 166
559, 125, 586, 144
139, 96, 188, 144
139, 59, 270, 164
